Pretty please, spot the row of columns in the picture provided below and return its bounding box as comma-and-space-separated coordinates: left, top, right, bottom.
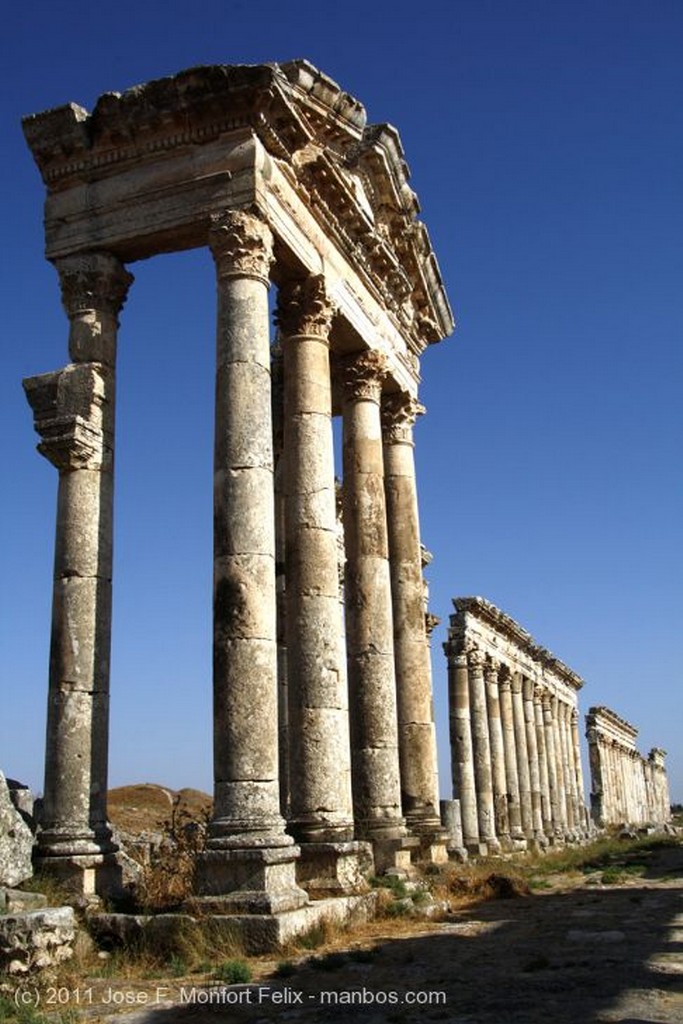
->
445, 642, 589, 852
587, 732, 670, 827
24, 209, 443, 899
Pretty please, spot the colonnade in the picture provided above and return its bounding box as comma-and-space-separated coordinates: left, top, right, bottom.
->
444, 597, 589, 852
23, 210, 446, 899
586, 707, 671, 827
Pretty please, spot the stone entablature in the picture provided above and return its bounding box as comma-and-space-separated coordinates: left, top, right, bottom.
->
444, 597, 590, 853
586, 706, 670, 827
22, 61, 452, 917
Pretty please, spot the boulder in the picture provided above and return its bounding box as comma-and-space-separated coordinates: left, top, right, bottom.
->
0, 771, 34, 887
0, 907, 76, 974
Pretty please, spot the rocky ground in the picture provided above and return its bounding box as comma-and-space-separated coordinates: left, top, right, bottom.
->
34, 839, 682, 1024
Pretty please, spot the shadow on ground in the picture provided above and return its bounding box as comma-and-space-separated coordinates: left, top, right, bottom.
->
102, 843, 683, 1024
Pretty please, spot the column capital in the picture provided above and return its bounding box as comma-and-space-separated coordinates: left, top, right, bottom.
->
340, 350, 387, 403
275, 274, 335, 338
209, 209, 274, 283
465, 642, 484, 670
23, 363, 108, 471
381, 391, 425, 444
56, 252, 133, 322
484, 660, 500, 683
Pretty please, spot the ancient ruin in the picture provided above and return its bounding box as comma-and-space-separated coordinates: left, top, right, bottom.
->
444, 597, 590, 852
586, 707, 671, 828
21, 61, 453, 930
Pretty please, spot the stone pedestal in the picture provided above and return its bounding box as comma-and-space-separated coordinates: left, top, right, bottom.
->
23, 252, 132, 896
197, 209, 305, 911
341, 352, 406, 854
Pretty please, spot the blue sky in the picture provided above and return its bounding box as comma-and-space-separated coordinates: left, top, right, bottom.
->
1, 0, 681, 805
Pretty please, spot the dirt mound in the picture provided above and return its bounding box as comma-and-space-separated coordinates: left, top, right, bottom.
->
108, 783, 211, 834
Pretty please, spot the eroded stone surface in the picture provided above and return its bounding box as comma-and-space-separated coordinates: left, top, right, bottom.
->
0, 771, 34, 888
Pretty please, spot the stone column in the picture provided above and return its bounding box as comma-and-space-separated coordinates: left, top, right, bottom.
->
499, 667, 525, 848
522, 678, 545, 845
341, 351, 406, 862
381, 391, 442, 839
197, 209, 306, 912
570, 709, 586, 834
484, 661, 511, 848
551, 696, 568, 837
468, 646, 499, 851
23, 252, 132, 896
445, 646, 480, 851
558, 702, 575, 835
511, 672, 533, 839
535, 691, 552, 838
586, 722, 605, 827
271, 345, 290, 820
277, 275, 354, 847
542, 691, 561, 838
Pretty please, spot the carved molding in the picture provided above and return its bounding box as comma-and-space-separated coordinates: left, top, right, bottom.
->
275, 274, 335, 338
209, 209, 274, 282
340, 350, 387, 403
56, 252, 133, 321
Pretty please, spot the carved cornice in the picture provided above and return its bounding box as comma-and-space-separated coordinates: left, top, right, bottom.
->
23, 363, 108, 471
275, 274, 335, 338
209, 209, 273, 282
340, 350, 387, 403
381, 391, 425, 444
56, 252, 133, 321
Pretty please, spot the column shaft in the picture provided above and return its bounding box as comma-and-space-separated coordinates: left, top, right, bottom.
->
278, 276, 353, 842
535, 694, 552, 837
485, 664, 510, 845
446, 649, 479, 848
342, 352, 405, 842
468, 647, 498, 849
499, 671, 525, 843
522, 678, 544, 842
512, 673, 532, 838
382, 392, 440, 833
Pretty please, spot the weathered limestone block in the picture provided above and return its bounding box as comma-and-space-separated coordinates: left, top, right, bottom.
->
0, 907, 76, 974
0, 772, 34, 887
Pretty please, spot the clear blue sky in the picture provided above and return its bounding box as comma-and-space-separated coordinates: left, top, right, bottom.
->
1, 0, 681, 805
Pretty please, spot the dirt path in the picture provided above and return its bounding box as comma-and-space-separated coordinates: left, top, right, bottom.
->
83, 843, 683, 1024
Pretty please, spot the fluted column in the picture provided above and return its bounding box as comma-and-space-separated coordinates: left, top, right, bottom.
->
382, 391, 441, 835
499, 667, 525, 845
468, 646, 499, 850
24, 252, 132, 893
341, 351, 405, 845
511, 672, 532, 838
485, 661, 510, 847
522, 678, 545, 844
445, 646, 479, 849
277, 276, 353, 843
535, 691, 552, 837
198, 210, 305, 910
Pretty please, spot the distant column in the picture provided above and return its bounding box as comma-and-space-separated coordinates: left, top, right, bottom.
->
511, 673, 533, 839
542, 691, 561, 838
535, 691, 552, 838
24, 251, 132, 895
570, 709, 586, 835
485, 661, 510, 847
499, 667, 525, 847
551, 696, 568, 837
522, 678, 545, 844
445, 646, 480, 850
468, 645, 499, 851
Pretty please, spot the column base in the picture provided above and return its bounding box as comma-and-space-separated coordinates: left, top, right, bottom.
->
446, 844, 469, 863
372, 835, 420, 874
193, 846, 308, 914
32, 849, 122, 901
296, 841, 374, 896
